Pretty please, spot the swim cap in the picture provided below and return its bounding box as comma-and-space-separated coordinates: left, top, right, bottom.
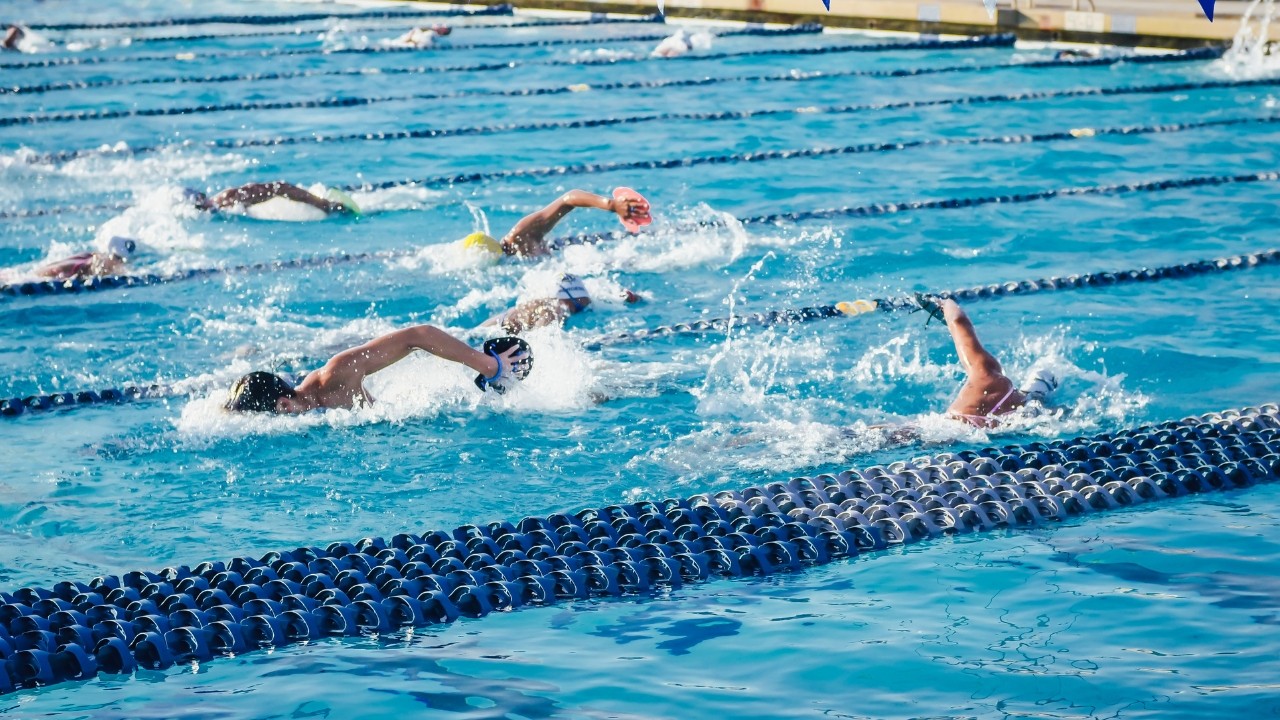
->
324, 187, 362, 216
474, 336, 533, 394
462, 232, 502, 257
106, 236, 137, 261
555, 273, 588, 302
224, 371, 296, 413
1021, 369, 1059, 403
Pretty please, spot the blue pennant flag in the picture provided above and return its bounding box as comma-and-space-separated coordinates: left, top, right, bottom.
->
1197, 0, 1216, 19
822, 0, 831, 9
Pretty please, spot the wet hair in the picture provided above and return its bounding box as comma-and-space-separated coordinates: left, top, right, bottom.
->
224, 371, 296, 413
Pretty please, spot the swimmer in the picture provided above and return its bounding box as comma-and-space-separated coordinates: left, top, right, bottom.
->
934, 298, 1056, 427
864, 297, 1057, 442
389, 24, 452, 48
482, 272, 643, 334
2, 25, 26, 51
463, 187, 652, 260
224, 325, 533, 414
34, 237, 137, 280
1054, 47, 1101, 61
651, 28, 713, 58
185, 182, 358, 217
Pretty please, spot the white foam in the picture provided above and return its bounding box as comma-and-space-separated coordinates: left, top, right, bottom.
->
1215, 0, 1280, 78
175, 322, 598, 438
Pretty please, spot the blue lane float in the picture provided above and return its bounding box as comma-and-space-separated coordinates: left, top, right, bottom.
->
0, 15, 669, 70
0, 404, 1275, 693
0, 34, 1020, 128
19, 71, 1271, 169
0, 24, 821, 96
585, 249, 1280, 348
3, 249, 1274, 418
23, 5, 515, 31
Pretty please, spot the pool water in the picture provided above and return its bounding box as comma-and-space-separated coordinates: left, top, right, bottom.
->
1, 0, 1279, 716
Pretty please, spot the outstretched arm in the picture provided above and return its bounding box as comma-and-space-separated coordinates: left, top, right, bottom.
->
485, 299, 571, 335
323, 325, 498, 384
213, 182, 347, 213
942, 300, 1004, 379
502, 189, 644, 257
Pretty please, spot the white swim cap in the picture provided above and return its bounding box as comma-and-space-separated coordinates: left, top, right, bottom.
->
1021, 369, 1059, 403
106, 236, 137, 260
555, 273, 588, 302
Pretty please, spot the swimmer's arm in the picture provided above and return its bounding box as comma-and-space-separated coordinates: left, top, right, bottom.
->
502, 190, 615, 256
35, 253, 101, 280
321, 325, 497, 387
867, 423, 922, 446
491, 299, 570, 334
214, 182, 346, 213
942, 300, 1003, 379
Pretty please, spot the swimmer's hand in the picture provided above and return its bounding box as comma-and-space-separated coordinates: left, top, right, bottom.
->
608, 192, 651, 227
493, 344, 531, 380
476, 338, 534, 394
910, 293, 947, 326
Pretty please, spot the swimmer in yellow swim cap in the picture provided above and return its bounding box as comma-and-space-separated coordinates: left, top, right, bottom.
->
460, 187, 653, 260
461, 232, 504, 261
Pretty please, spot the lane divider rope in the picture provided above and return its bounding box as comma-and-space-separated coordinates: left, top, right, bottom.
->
0, 34, 1025, 127
357, 115, 1279, 191
23, 5, 515, 32
0, 404, 1274, 693
17, 68, 1264, 169
3, 166, 1276, 304
0, 24, 821, 96
3, 248, 1274, 416
584, 249, 1279, 348
114, 15, 666, 46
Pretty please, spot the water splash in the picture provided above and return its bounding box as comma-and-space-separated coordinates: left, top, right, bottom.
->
1217, 0, 1279, 77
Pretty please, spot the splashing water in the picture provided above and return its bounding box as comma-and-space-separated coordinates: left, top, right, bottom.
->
1217, 0, 1279, 77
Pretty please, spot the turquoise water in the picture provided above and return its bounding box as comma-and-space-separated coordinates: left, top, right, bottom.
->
2, 0, 1280, 716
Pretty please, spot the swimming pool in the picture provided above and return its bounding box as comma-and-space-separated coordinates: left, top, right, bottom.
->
2, 0, 1279, 715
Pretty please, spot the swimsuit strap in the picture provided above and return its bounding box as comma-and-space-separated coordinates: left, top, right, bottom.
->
985, 382, 1018, 417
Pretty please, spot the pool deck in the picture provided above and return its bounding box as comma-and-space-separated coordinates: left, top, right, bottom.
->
439, 0, 1280, 48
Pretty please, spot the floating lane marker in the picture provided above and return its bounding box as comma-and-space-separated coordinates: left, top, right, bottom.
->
0, 404, 1274, 693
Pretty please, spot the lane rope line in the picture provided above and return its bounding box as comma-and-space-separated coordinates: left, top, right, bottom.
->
3, 248, 1274, 415
0, 404, 1274, 694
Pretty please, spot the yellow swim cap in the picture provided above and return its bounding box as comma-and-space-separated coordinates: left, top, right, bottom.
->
461, 232, 502, 257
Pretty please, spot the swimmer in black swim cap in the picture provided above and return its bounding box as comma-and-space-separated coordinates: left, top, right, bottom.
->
224, 324, 532, 413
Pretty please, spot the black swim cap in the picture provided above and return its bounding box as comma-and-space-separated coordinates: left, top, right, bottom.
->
474, 337, 533, 394
225, 371, 296, 413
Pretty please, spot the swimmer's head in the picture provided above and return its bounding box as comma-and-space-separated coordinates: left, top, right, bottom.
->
224, 371, 296, 413
106, 236, 137, 262
1021, 369, 1059, 404
183, 187, 214, 212
555, 273, 590, 312
432, 24, 452, 36
461, 232, 503, 258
